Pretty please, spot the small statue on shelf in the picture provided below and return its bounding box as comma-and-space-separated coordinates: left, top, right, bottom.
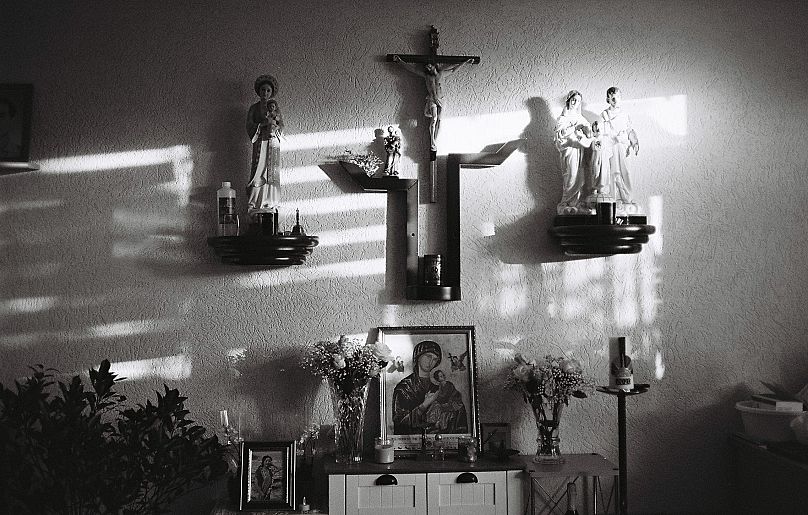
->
383, 126, 402, 176
600, 86, 641, 214
246, 74, 284, 216
554, 90, 593, 214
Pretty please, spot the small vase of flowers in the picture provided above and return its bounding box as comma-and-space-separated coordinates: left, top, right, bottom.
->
505, 353, 594, 463
303, 335, 392, 463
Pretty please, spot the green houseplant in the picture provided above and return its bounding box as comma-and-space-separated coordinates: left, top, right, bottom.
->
0, 360, 226, 514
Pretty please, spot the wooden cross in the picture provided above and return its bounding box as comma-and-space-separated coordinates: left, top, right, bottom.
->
387, 26, 480, 203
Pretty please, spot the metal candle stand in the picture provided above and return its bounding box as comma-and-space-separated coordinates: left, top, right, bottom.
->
596, 384, 650, 515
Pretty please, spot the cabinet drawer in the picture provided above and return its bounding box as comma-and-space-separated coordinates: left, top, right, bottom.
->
345, 473, 427, 515
427, 471, 507, 515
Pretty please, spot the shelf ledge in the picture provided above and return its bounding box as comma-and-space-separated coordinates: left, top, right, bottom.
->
1, 162, 40, 174
207, 234, 319, 266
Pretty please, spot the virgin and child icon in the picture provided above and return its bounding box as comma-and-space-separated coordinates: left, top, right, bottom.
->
391, 339, 469, 435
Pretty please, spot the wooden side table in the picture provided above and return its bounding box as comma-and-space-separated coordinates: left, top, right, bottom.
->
515, 453, 618, 515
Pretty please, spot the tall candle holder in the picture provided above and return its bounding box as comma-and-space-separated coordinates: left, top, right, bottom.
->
596, 383, 650, 515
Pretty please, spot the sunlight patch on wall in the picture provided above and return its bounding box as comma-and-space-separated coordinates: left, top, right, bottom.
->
88, 318, 176, 338
281, 165, 330, 185
641, 196, 664, 324
637, 95, 688, 137
278, 193, 386, 217
111, 236, 194, 262
382, 305, 400, 327
647, 195, 664, 255
655, 350, 666, 380
282, 127, 378, 152
38, 146, 190, 174
487, 264, 529, 318
493, 335, 523, 361
0, 199, 64, 214
317, 225, 386, 247
36, 145, 193, 207
0, 331, 51, 348
113, 210, 186, 231
613, 256, 639, 328
236, 258, 386, 289
439, 110, 531, 154
0, 296, 57, 314
109, 354, 193, 381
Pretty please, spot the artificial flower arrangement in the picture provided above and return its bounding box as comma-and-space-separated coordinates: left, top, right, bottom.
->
341, 150, 384, 177
505, 353, 595, 461
302, 335, 392, 397
505, 353, 594, 408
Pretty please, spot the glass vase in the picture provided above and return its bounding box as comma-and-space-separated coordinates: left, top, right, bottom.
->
533, 401, 565, 464
328, 379, 370, 463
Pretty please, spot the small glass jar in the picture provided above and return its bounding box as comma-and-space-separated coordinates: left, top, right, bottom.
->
423, 254, 442, 285
457, 436, 478, 462
374, 437, 394, 464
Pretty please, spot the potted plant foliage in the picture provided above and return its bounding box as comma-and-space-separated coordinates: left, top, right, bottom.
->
0, 359, 226, 514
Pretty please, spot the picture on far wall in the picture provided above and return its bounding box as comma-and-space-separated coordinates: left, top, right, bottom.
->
379, 326, 479, 454
239, 441, 296, 511
480, 422, 512, 456
0, 84, 33, 163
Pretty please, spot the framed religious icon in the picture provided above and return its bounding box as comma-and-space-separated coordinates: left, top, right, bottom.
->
0, 84, 33, 163
379, 326, 479, 455
239, 441, 296, 511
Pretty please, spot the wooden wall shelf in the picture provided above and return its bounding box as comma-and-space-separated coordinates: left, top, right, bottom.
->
550, 215, 656, 256
207, 234, 318, 266
0, 162, 40, 174
340, 139, 521, 302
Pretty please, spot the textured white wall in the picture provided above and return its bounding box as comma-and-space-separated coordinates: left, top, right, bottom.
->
2, 1, 808, 512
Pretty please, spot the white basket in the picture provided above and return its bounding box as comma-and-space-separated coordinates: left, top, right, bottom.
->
735, 400, 804, 442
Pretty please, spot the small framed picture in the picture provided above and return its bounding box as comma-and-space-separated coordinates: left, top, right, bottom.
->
240, 441, 296, 511
379, 326, 479, 455
0, 84, 33, 163
480, 422, 511, 456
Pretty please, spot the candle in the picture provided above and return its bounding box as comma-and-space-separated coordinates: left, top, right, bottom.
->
299, 496, 310, 513
374, 437, 394, 464
219, 410, 229, 428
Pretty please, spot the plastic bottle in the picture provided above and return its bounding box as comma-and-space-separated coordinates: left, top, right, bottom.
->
217, 182, 239, 236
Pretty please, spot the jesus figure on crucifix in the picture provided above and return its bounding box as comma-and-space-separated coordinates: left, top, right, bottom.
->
392, 55, 474, 152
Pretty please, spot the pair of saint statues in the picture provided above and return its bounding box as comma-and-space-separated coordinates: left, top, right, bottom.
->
554, 87, 640, 215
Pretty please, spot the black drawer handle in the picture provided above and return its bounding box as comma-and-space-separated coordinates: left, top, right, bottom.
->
376, 474, 398, 486
456, 472, 478, 484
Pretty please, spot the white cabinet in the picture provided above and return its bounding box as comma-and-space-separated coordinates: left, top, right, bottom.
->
345, 473, 426, 515
427, 471, 509, 515
327, 463, 525, 515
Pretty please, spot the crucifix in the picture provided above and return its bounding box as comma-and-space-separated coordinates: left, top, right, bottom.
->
387, 26, 480, 203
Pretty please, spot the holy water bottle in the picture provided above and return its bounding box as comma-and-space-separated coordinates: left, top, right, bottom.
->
217, 181, 239, 236
565, 482, 579, 515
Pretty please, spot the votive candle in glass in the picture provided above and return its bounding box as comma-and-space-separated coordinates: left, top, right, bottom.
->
375, 437, 394, 464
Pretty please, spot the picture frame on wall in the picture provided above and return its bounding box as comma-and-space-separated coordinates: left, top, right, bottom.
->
379, 326, 479, 455
0, 84, 33, 164
480, 422, 512, 456
239, 441, 296, 511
